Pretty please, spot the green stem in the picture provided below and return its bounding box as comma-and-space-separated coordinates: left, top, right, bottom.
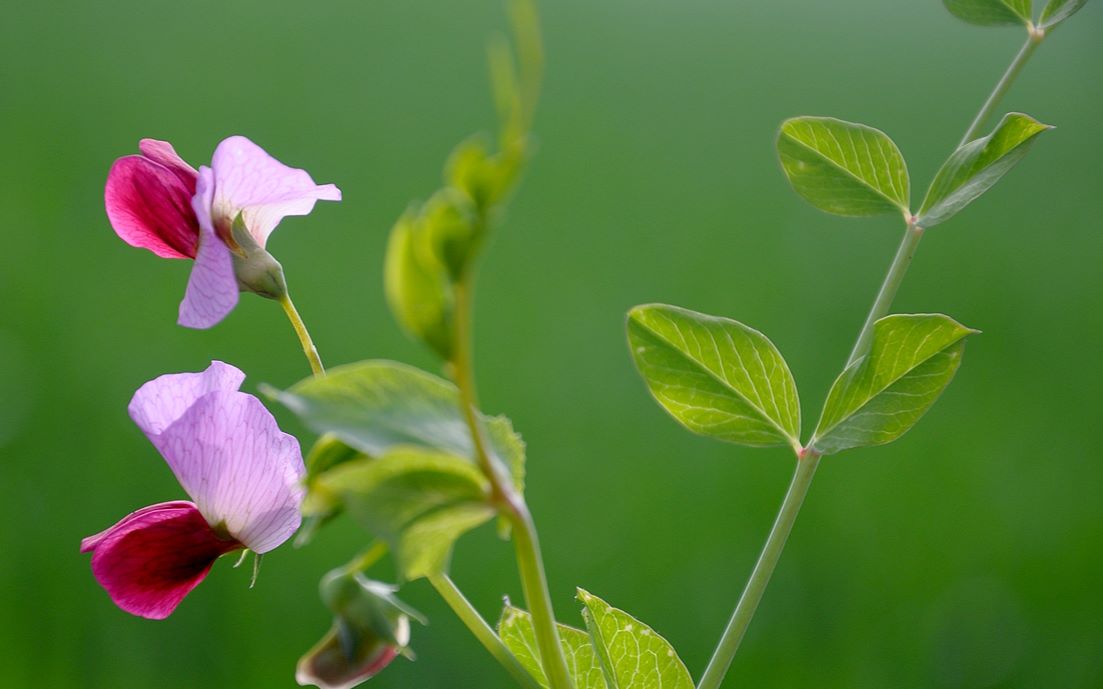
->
451, 272, 575, 689
959, 30, 1043, 147
429, 573, 544, 689
343, 541, 388, 574
696, 453, 821, 689
279, 293, 325, 376
846, 220, 923, 366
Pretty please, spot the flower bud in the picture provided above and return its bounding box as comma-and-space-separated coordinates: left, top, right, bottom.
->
296, 570, 423, 689
229, 214, 288, 299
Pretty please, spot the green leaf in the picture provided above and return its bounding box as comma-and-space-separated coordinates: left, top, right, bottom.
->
943, 0, 1033, 25
315, 448, 495, 579
498, 606, 607, 689
811, 314, 978, 455
271, 360, 525, 492
577, 589, 694, 689
627, 304, 801, 451
384, 209, 455, 360
1039, 0, 1088, 28
777, 117, 910, 217
918, 113, 1052, 228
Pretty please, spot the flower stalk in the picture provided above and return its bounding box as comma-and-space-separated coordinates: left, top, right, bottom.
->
280, 292, 326, 377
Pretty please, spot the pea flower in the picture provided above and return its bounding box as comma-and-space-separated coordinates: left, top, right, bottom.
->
104, 136, 340, 329
81, 361, 305, 619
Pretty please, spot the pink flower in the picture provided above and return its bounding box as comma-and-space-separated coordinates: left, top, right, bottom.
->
81, 361, 305, 619
105, 136, 341, 329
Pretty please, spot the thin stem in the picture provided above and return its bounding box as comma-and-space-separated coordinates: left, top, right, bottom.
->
846, 220, 923, 366
343, 541, 388, 575
959, 30, 1044, 147
429, 573, 543, 689
279, 293, 325, 376
451, 272, 575, 689
696, 453, 821, 689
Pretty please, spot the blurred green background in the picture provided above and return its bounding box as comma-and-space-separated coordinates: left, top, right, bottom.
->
2, 0, 1101, 687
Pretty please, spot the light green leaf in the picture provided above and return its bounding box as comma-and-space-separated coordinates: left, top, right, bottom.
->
627, 304, 800, 451
811, 314, 978, 455
777, 116, 910, 217
943, 0, 1033, 25
315, 448, 495, 579
1039, 0, 1088, 28
271, 360, 525, 493
918, 113, 1052, 228
577, 589, 694, 689
498, 606, 607, 689
384, 209, 454, 360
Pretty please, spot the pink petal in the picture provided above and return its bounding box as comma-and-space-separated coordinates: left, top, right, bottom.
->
138, 139, 198, 188
178, 166, 239, 329
81, 501, 242, 619
105, 155, 200, 259
209, 135, 341, 248
128, 361, 245, 444
154, 390, 305, 553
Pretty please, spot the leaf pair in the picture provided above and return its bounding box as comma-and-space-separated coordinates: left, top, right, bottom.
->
777, 113, 1051, 228
500, 590, 694, 689
628, 304, 977, 456
270, 361, 526, 579
943, 0, 1088, 30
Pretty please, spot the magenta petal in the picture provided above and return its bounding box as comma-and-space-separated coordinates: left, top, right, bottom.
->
81, 501, 242, 619
105, 155, 200, 259
128, 361, 245, 445
178, 166, 239, 329
209, 135, 341, 248
138, 139, 198, 188
155, 390, 305, 553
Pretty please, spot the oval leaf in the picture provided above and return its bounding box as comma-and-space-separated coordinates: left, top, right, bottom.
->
316, 448, 495, 579
627, 304, 801, 451
777, 117, 910, 217
811, 314, 978, 455
498, 606, 607, 689
1039, 0, 1088, 28
918, 113, 1052, 228
270, 360, 525, 492
577, 589, 693, 689
943, 0, 1033, 25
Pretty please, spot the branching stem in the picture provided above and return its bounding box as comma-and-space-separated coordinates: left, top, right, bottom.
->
429, 573, 544, 689
452, 270, 575, 689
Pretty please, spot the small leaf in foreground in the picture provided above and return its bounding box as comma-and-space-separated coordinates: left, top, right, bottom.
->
577, 588, 694, 689
627, 304, 801, 451
271, 360, 525, 492
943, 0, 1033, 25
811, 314, 978, 455
777, 116, 910, 217
314, 448, 495, 580
498, 605, 607, 689
1039, 0, 1088, 28
917, 112, 1052, 228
